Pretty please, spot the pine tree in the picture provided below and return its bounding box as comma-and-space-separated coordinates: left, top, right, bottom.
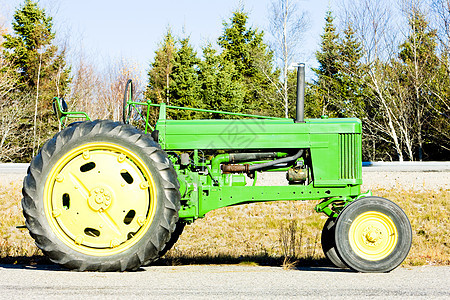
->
169, 37, 202, 119
3, 0, 70, 104
218, 11, 254, 78
312, 10, 341, 116
218, 10, 279, 116
146, 29, 176, 105
2, 0, 70, 161
198, 44, 245, 118
429, 54, 450, 159
337, 23, 366, 118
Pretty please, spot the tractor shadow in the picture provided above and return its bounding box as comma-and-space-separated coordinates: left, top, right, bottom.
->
0, 255, 65, 271
0, 255, 353, 273
152, 255, 354, 273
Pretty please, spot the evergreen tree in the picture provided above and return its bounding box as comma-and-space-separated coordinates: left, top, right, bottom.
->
3, 0, 70, 104
218, 10, 279, 116
146, 29, 176, 105
429, 55, 450, 159
218, 11, 255, 78
312, 12, 366, 119
337, 23, 366, 118
169, 37, 202, 119
2, 0, 70, 160
312, 10, 341, 116
198, 44, 245, 118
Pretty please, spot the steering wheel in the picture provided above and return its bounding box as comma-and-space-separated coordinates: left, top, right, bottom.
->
122, 79, 133, 124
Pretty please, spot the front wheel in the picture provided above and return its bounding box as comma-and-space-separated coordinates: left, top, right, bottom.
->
321, 218, 347, 268
22, 120, 181, 271
334, 197, 412, 273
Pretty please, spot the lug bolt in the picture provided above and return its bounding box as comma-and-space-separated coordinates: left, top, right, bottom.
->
137, 216, 146, 226
110, 239, 120, 248
118, 154, 126, 163
55, 174, 64, 183
75, 236, 84, 245
140, 181, 149, 189
82, 150, 90, 160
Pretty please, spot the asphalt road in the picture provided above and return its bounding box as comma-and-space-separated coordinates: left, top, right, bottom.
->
0, 264, 448, 299
0, 163, 29, 174
362, 161, 450, 172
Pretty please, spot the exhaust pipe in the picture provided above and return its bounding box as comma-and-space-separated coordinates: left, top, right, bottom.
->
295, 63, 305, 123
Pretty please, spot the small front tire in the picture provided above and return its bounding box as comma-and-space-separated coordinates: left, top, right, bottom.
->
321, 217, 347, 268
334, 197, 412, 273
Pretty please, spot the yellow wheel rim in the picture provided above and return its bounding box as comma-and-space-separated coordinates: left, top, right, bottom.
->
44, 142, 157, 256
348, 211, 398, 261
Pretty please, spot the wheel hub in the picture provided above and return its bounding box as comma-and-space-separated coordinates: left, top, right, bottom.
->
349, 211, 398, 261
88, 186, 113, 212
363, 225, 383, 245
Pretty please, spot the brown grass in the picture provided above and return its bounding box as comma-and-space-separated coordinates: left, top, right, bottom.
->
0, 182, 41, 260
0, 180, 448, 268
164, 188, 450, 267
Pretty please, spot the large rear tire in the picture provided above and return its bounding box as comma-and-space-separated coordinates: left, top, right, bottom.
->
159, 221, 186, 257
22, 120, 180, 271
334, 197, 412, 273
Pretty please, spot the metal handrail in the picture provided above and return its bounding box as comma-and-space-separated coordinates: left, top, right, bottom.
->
127, 100, 288, 120
53, 97, 91, 127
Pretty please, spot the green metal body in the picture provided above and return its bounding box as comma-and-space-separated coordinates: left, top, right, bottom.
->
154, 103, 364, 222
55, 97, 366, 222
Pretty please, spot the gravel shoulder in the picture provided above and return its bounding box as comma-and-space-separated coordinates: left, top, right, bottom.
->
361, 171, 449, 191
255, 171, 450, 191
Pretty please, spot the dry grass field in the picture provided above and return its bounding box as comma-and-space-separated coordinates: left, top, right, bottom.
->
0, 179, 448, 268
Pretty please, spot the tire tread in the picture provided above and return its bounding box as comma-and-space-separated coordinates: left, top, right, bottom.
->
22, 120, 180, 271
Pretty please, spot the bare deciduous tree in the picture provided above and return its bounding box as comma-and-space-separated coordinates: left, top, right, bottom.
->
338, 0, 448, 160
268, 0, 309, 118
0, 94, 34, 162
68, 55, 143, 123
399, 1, 442, 160
0, 54, 34, 162
432, 0, 450, 58
341, 0, 409, 160
67, 53, 102, 118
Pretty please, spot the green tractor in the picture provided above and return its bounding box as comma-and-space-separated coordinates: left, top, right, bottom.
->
22, 64, 412, 272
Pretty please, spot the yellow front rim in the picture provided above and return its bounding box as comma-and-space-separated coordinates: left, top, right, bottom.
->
44, 142, 157, 256
348, 211, 398, 261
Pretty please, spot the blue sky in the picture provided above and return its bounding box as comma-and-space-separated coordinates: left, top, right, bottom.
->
1, 0, 334, 78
